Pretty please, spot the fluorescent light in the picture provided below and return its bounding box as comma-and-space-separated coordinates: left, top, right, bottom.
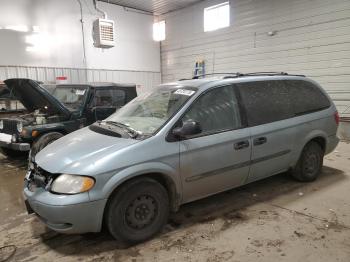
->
153, 20, 166, 41
204, 2, 230, 32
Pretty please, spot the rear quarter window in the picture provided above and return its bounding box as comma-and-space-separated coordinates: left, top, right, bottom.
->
286, 80, 330, 116
237, 80, 293, 126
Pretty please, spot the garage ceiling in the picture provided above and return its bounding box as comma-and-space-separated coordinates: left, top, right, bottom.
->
100, 0, 204, 15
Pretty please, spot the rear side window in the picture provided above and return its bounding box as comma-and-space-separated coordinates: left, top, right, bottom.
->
286, 80, 330, 116
111, 89, 127, 107
238, 80, 293, 126
94, 89, 126, 107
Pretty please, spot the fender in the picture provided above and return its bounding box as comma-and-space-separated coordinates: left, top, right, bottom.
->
92, 161, 182, 205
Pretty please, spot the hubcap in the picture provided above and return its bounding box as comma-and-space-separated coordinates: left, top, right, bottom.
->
125, 195, 158, 230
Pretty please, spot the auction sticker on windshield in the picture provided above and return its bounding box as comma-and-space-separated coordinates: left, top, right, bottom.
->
75, 89, 86, 95
174, 89, 195, 96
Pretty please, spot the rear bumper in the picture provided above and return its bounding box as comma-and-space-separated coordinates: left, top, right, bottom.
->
0, 141, 30, 151
325, 135, 340, 155
24, 187, 107, 233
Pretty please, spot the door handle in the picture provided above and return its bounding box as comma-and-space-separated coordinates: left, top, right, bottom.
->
253, 137, 267, 146
234, 140, 250, 150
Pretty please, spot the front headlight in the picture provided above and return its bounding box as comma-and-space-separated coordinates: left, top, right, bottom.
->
17, 122, 23, 132
51, 174, 95, 194
0, 120, 3, 130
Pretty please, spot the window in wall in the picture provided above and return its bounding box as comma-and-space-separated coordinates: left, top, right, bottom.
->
204, 2, 230, 32
153, 20, 166, 41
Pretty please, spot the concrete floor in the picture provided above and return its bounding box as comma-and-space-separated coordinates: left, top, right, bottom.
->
0, 142, 349, 262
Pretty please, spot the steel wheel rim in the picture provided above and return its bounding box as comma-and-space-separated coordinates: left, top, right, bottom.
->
303, 152, 319, 176
125, 195, 158, 230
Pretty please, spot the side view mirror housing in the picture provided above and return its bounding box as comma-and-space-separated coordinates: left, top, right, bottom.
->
172, 120, 202, 138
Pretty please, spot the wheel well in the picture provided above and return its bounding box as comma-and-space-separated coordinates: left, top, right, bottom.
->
34, 130, 66, 142
106, 173, 179, 213
145, 173, 179, 212
309, 136, 326, 152
45, 130, 67, 136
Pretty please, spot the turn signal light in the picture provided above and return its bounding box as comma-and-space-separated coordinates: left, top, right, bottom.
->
32, 130, 39, 137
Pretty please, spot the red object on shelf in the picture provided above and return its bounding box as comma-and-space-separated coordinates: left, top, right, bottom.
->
56, 76, 68, 84
56, 76, 67, 80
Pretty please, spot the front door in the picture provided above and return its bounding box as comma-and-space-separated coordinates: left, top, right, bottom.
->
178, 85, 251, 203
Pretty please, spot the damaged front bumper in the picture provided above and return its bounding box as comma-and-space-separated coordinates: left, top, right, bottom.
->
23, 172, 106, 234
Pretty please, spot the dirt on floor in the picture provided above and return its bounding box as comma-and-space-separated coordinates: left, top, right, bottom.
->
0, 142, 350, 262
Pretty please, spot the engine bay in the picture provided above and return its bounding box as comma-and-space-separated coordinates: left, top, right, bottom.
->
9, 109, 62, 126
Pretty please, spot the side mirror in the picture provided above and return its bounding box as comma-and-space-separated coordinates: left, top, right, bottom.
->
172, 120, 202, 138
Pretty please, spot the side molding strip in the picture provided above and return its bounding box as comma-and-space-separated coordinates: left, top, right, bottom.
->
185, 149, 291, 182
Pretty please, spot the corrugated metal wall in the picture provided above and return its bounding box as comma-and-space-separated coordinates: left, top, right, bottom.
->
0, 66, 161, 94
160, 0, 350, 117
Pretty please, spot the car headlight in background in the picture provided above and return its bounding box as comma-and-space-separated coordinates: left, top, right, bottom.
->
17, 122, 23, 132
0, 120, 3, 130
51, 174, 95, 194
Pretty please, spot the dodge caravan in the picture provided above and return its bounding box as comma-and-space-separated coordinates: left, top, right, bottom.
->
24, 72, 339, 243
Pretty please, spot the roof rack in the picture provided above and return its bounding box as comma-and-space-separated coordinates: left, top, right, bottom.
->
192, 73, 242, 79
191, 72, 305, 80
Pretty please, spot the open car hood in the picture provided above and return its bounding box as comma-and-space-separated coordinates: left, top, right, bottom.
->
4, 78, 70, 117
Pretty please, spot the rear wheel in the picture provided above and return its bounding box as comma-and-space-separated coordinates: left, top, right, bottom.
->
105, 177, 169, 244
30, 132, 63, 160
291, 141, 324, 182
0, 147, 27, 159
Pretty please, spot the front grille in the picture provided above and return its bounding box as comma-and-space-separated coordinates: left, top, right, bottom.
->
2, 119, 18, 134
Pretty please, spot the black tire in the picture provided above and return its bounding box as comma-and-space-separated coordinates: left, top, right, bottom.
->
291, 141, 324, 182
30, 132, 63, 160
105, 177, 169, 244
0, 147, 27, 159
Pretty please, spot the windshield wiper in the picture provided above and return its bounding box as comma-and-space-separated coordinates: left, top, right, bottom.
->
104, 121, 140, 138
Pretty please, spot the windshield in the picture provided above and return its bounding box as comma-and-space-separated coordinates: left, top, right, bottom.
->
105, 85, 197, 135
51, 86, 88, 110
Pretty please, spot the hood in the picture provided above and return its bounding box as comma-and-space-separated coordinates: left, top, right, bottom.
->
4, 78, 70, 117
35, 127, 139, 175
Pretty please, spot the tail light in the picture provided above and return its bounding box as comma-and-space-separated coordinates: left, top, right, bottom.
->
334, 111, 340, 126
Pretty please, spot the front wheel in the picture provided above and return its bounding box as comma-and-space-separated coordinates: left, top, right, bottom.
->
291, 141, 324, 182
30, 132, 63, 160
105, 177, 169, 244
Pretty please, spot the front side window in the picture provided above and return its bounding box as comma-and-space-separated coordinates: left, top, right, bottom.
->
182, 85, 241, 136
238, 80, 293, 126
105, 85, 197, 135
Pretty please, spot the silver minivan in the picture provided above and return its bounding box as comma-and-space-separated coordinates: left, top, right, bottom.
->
24, 73, 339, 243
